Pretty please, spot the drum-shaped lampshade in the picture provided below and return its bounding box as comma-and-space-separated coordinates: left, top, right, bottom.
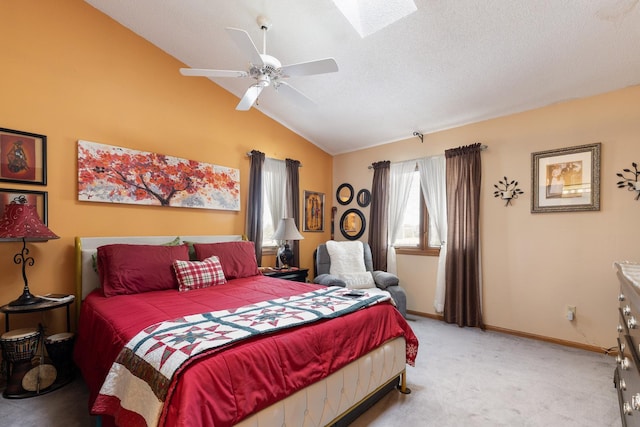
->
0, 204, 59, 241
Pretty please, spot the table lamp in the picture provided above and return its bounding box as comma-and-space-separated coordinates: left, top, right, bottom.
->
0, 203, 59, 306
271, 218, 304, 269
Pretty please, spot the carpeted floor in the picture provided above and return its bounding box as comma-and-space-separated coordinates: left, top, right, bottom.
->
352, 316, 619, 427
0, 316, 619, 426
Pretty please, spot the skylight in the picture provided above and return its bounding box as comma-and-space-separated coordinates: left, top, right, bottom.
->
332, 0, 417, 38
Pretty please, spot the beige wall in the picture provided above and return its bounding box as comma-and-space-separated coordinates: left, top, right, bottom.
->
0, 1, 332, 333
334, 85, 640, 349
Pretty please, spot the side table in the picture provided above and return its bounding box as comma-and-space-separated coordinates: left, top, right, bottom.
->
262, 268, 309, 283
0, 295, 75, 398
1, 296, 74, 333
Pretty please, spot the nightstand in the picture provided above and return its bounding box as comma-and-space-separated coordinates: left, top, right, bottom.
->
1, 296, 74, 333
0, 295, 75, 398
262, 268, 309, 283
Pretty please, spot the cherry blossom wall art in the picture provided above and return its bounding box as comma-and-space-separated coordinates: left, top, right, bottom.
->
77, 140, 240, 211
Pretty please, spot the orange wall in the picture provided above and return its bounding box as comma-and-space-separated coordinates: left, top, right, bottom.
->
0, 1, 332, 332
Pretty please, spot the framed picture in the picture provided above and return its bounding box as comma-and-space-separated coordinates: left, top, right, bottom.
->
0, 127, 47, 185
303, 190, 325, 232
0, 188, 48, 225
531, 143, 601, 213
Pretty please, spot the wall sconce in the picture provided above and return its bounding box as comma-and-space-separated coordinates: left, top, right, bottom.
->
616, 162, 640, 200
493, 176, 524, 206
271, 218, 304, 269
0, 203, 59, 306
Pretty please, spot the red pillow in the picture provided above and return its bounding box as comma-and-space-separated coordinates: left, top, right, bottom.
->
97, 244, 190, 297
193, 241, 260, 279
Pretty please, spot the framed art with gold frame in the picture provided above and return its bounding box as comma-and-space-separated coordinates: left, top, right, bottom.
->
303, 190, 324, 232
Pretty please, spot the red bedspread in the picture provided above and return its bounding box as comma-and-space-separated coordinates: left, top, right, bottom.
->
74, 275, 418, 426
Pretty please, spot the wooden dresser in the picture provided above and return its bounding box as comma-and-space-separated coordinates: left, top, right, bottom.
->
615, 262, 640, 426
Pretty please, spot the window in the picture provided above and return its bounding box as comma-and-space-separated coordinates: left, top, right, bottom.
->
394, 170, 440, 256
261, 202, 278, 250
260, 158, 287, 252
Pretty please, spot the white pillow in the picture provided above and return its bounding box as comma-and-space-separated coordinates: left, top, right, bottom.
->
326, 240, 366, 275
326, 241, 374, 289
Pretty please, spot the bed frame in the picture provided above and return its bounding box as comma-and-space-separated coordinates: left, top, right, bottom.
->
75, 235, 409, 426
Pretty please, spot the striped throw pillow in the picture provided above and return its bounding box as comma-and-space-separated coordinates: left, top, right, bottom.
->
173, 256, 227, 291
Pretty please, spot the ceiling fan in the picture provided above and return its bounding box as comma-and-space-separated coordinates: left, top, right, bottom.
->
180, 16, 339, 111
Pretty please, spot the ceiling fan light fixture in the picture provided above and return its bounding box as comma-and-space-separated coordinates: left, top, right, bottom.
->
251, 54, 281, 78
180, 16, 338, 111
257, 74, 270, 86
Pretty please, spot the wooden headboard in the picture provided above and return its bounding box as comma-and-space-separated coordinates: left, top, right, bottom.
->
74, 235, 244, 303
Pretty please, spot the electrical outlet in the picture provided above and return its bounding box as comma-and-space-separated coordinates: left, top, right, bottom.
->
567, 305, 576, 321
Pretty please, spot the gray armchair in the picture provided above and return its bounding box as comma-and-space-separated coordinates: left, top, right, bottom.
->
313, 243, 407, 317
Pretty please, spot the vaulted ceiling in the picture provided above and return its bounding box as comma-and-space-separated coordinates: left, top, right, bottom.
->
85, 0, 640, 155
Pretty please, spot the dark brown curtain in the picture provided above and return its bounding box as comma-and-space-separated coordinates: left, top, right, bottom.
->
444, 143, 484, 328
246, 150, 265, 265
368, 161, 390, 271
286, 158, 301, 266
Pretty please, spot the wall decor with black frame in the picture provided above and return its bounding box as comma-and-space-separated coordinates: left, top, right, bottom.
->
336, 183, 353, 205
0, 188, 48, 225
0, 127, 47, 186
340, 208, 366, 240
356, 189, 371, 207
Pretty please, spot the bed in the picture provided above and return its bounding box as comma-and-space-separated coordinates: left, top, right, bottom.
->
74, 235, 418, 427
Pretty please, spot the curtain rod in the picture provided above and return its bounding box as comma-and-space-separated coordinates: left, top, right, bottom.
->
367, 144, 488, 169
246, 151, 302, 167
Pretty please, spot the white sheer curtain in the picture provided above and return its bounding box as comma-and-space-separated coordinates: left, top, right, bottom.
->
387, 160, 417, 274
417, 155, 447, 313
263, 158, 287, 233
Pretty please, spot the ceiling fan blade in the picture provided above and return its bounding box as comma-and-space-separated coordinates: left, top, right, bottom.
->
236, 84, 266, 111
280, 58, 339, 78
225, 27, 264, 67
180, 68, 248, 78
276, 81, 316, 108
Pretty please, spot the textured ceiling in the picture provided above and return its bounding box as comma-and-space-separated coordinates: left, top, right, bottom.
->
84, 0, 640, 155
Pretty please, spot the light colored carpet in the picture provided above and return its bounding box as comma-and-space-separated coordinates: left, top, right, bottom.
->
352, 316, 619, 427
0, 316, 619, 426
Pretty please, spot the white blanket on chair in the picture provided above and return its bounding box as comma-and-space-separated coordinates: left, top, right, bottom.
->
326, 240, 375, 289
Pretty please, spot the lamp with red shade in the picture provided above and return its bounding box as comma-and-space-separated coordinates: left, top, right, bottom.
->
0, 202, 59, 306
